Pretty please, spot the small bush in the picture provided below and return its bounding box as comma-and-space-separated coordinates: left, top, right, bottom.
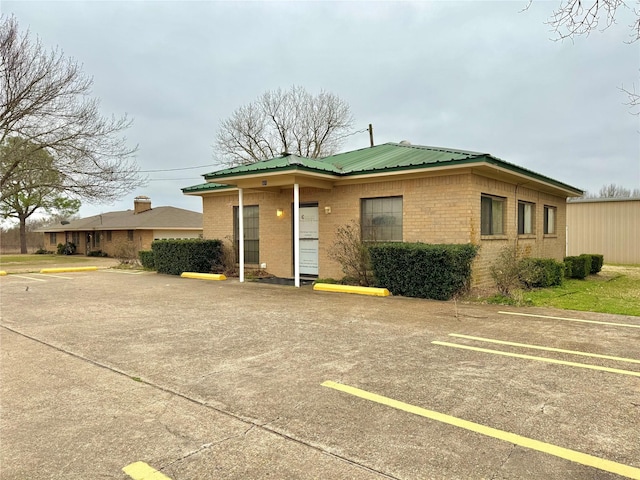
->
87, 250, 108, 257
369, 243, 479, 300
217, 238, 238, 276
564, 255, 591, 279
586, 254, 604, 274
56, 242, 76, 255
35, 248, 54, 254
490, 245, 521, 296
518, 258, 565, 288
327, 220, 373, 286
114, 240, 138, 264
138, 250, 155, 269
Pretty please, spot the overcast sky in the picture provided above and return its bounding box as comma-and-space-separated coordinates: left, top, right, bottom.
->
4, 0, 639, 218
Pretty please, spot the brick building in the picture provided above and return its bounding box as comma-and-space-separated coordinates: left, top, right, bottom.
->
38, 196, 203, 257
183, 142, 582, 288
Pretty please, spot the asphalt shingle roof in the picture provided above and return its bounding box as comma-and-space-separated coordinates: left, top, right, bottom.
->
39, 206, 202, 232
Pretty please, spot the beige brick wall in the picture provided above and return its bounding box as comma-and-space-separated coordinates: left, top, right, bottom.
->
470, 176, 567, 288
200, 172, 568, 289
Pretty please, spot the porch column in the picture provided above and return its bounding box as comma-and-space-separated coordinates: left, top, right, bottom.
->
238, 187, 244, 283
293, 183, 300, 288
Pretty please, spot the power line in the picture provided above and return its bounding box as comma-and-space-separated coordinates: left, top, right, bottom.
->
139, 164, 213, 173
148, 177, 204, 181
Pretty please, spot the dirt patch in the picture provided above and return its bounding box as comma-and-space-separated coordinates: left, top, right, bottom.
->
601, 264, 640, 280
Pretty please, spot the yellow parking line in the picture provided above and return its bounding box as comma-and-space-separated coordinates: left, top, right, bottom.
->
123, 461, 172, 480
449, 334, 640, 364
322, 380, 640, 479
498, 311, 640, 329
432, 341, 640, 377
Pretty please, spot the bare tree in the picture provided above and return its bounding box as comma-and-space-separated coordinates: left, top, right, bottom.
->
545, 0, 639, 42
597, 183, 640, 197
215, 85, 354, 166
572, 183, 640, 199
0, 15, 145, 203
522, 1, 640, 112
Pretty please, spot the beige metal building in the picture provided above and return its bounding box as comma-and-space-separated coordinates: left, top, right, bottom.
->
566, 198, 640, 264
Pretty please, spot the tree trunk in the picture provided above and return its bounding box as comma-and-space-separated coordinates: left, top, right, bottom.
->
19, 215, 27, 254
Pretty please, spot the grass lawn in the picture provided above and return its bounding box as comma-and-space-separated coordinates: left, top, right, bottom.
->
0, 254, 117, 273
518, 265, 640, 316
0, 254, 91, 266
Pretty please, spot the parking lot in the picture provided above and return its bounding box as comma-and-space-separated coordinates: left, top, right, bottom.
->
1, 269, 639, 479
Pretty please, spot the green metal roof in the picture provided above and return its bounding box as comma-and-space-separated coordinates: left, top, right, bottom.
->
182, 142, 583, 195
202, 154, 342, 179
182, 182, 234, 194
319, 143, 486, 173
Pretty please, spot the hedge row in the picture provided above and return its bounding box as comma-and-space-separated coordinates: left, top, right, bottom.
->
564, 253, 604, 279
368, 243, 479, 300
150, 239, 224, 275
518, 258, 565, 288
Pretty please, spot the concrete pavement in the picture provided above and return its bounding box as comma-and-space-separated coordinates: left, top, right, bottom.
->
1, 270, 638, 479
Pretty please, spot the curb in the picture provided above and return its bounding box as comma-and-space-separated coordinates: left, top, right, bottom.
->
180, 272, 227, 281
313, 283, 390, 297
40, 267, 99, 274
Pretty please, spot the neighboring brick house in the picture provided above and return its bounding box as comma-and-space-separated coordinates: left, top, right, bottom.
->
39, 196, 203, 256
182, 142, 582, 288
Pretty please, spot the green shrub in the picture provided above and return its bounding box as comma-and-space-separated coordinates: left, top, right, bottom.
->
152, 239, 223, 275
87, 250, 108, 257
56, 242, 76, 255
35, 248, 54, 254
586, 254, 604, 274
564, 255, 591, 279
368, 243, 479, 300
518, 258, 565, 288
138, 250, 155, 269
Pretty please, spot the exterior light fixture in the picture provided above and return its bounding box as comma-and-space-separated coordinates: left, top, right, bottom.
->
276, 209, 284, 218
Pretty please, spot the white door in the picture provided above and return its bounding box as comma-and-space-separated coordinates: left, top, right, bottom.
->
299, 206, 319, 276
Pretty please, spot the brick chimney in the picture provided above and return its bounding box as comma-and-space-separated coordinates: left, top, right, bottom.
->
134, 196, 152, 214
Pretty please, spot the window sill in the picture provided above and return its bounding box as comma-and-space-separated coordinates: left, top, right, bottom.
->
518, 234, 537, 240
543, 234, 558, 239
480, 235, 508, 241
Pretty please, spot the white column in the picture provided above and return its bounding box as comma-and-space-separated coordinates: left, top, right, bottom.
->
238, 188, 244, 283
293, 183, 300, 288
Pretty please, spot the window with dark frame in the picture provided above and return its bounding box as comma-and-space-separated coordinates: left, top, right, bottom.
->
481, 195, 505, 235
544, 206, 557, 235
361, 196, 403, 242
106, 231, 112, 242
127, 230, 134, 242
49, 232, 56, 245
233, 205, 259, 264
518, 201, 535, 235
